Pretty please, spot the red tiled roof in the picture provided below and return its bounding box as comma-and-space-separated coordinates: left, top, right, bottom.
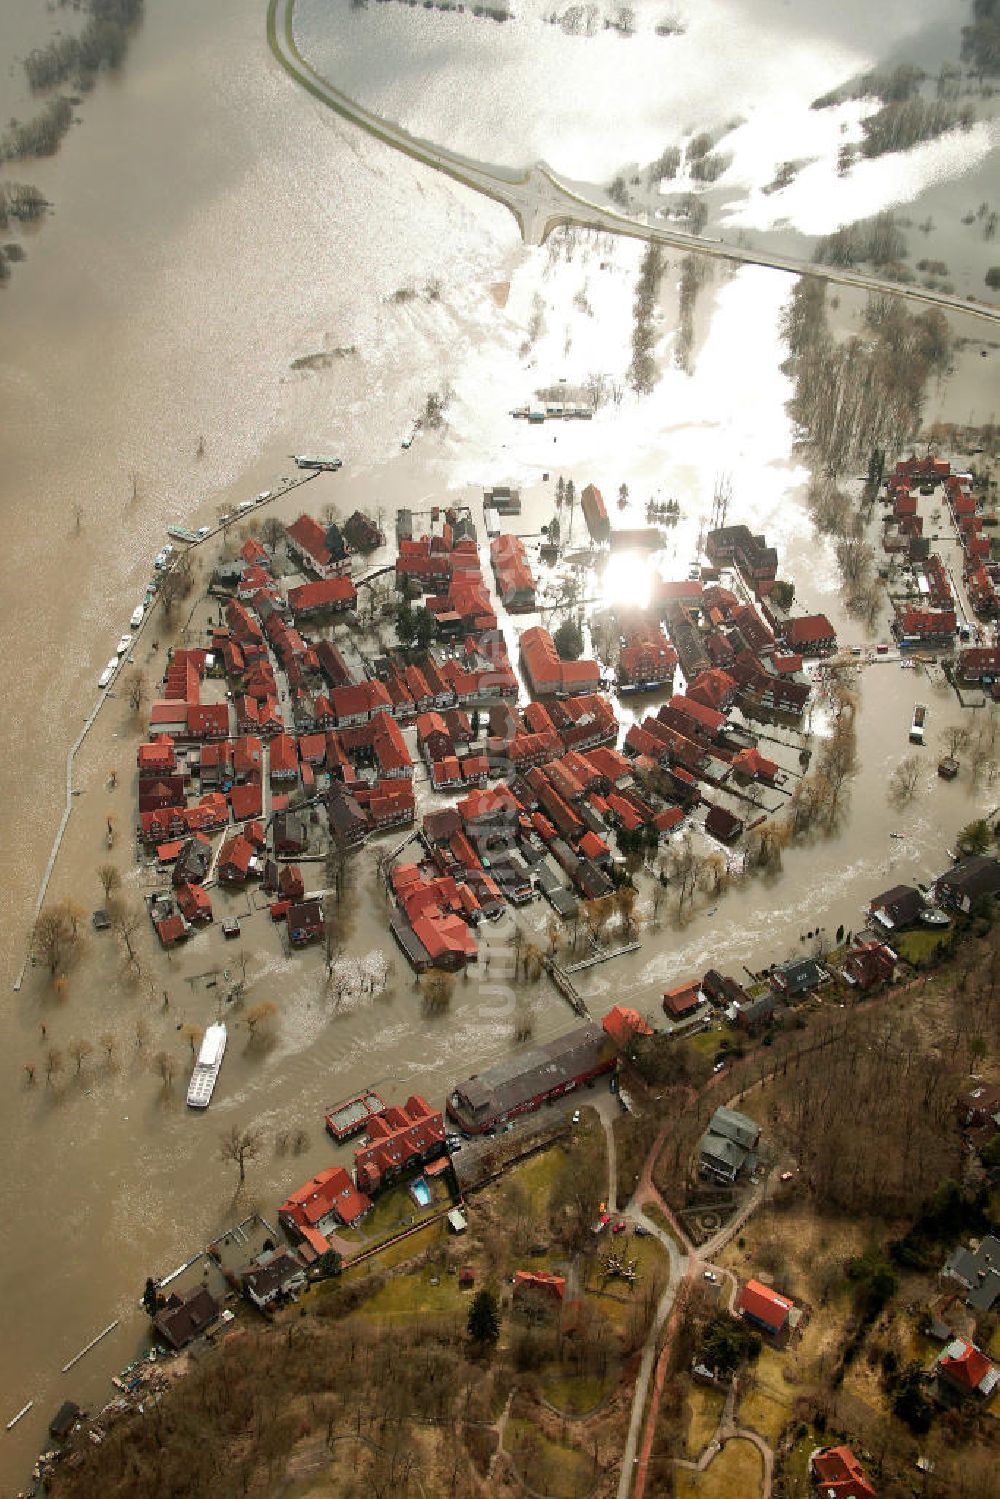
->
288, 576, 357, 613
280, 1166, 371, 1230
811, 1446, 876, 1499
513, 1270, 566, 1301
938, 1336, 995, 1392
737, 1279, 793, 1331
602, 1005, 652, 1046
229, 782, 262, 821
286, 514, 332, 569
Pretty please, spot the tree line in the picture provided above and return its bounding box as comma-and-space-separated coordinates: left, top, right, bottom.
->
782, 278, 952, 477
23, 0, 144, 94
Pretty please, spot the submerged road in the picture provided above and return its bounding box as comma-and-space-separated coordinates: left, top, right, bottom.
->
268, 0, 1000, 325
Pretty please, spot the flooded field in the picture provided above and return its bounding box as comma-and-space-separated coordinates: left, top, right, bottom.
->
295, 0, 1000, 293
0, 0, 998, 1488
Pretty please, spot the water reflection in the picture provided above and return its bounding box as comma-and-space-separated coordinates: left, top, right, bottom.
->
602, 549, 654, 608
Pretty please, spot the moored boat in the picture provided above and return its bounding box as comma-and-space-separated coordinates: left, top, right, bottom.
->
186, 1022, 227, 1108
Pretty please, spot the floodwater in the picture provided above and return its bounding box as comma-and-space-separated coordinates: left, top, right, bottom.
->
294, 0, 1000, 293
0, 0, 997, 1487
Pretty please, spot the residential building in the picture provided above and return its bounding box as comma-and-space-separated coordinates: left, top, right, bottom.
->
810, 1446, 876, 1499
601, 1005, 652, 1049
241, 1249, 308, 1311
353, 1095, 446, 1194
736, 1279, 794, 1336
512, 1270, 566, 1319
841, 941, 896, 991
280, 1166, 372, 1256
771, 957, 824, 998
581, 483, 610, 543
782, 614, 836, 655
935, 856, 1000, 913
868, 883, 926, 930
941, 1236, 1000, 1314
699, 1106, 760, 1182
153, 1285, 221, 1350
936, 1337, 998, 1400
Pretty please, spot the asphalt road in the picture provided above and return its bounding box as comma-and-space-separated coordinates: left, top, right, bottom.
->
268, 0, 1000, 325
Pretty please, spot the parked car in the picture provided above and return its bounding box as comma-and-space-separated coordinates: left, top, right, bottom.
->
703, 1270, 717, 1283
612, 1220, 627, 1235
634, 1224, 650, 1237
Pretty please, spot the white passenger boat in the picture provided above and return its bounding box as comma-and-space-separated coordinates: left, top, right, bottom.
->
186, 1023, 227, 1109
97, 658, 118, 689
130, 604, 145, 629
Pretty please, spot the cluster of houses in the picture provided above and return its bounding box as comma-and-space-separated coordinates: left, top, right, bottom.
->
278, 1094, 447, 1256
885, 455, 998, 627
134, 493, 838, 961
656, 854, 1000, 1051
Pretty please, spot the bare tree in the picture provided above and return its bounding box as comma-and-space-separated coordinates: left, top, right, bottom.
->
219, 1122, 265, 1188
107, 896, 143, 970
889, 754, 922, 804
44, 1046, 64, 1086
941, 724, 971, 760
123, 668, 147, 717
68, 1038, 93, 1075
181, 1023, 205, 1056
23, 1061, 37, 1086
32, 901, 85, 976
97, 862, 122, 901
154, 1050, 176, 1091
421, 971, 455, 1016
665, 836, 701, 917
261, 516, 285, 551
99, 1032, 115, 1064
243, 1000, 278, 1045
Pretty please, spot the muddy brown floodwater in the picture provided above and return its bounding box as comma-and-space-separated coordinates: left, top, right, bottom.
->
0, 0, 997, 1490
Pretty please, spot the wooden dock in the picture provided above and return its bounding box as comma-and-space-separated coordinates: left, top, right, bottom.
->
564, 941, 640, 975
546, 960, 590, 1018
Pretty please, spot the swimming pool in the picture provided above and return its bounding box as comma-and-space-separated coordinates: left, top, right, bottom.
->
410, 1177, 431, 1208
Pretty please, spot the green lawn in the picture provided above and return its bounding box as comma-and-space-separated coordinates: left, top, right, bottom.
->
895, 927, 953, 965
358, 1262, 467, 1321
511, 1143, 566, 1220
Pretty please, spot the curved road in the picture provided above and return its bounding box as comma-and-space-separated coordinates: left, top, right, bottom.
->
268, 0, 1000, 324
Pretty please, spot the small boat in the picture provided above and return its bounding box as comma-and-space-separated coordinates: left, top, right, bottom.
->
294, 454, 342, 471
909, 703, 927, 745
115, 635, 132, 655
186, 1023, 227, 1109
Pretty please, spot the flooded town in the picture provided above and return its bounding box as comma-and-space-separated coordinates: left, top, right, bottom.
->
1, 0, 1000, 1497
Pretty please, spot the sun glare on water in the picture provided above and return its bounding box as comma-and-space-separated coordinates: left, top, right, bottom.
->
601, 550, 656, 610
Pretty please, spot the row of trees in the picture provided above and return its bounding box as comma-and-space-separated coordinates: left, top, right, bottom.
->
782, 280, 952, 477
1, 96, 73, 162
24, 0, 144, 93
628, 242, 664, 394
